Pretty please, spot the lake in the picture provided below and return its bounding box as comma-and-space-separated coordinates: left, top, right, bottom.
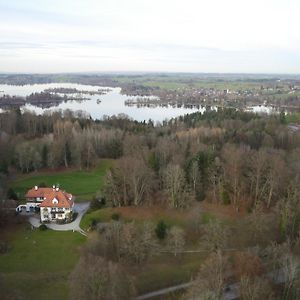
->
0, 83, 203, 122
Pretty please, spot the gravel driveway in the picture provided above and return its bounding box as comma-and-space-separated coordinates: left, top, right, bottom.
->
29, 202, 90, 235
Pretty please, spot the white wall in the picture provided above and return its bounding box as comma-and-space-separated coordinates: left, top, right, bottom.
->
40, 207, 72, 222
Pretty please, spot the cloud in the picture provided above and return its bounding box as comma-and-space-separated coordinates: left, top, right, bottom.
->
0, 0, 299, 73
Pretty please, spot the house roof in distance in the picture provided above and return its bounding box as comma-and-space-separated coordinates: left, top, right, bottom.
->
26, 187, 73, 208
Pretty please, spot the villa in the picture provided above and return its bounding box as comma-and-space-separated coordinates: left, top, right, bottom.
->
24, 185, 74, 222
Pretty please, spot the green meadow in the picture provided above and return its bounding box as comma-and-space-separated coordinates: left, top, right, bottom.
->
0, 227, 86, 300
10, 159, 112, 201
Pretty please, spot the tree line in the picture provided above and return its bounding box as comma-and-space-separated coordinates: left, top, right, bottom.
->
1, 108, 300, 216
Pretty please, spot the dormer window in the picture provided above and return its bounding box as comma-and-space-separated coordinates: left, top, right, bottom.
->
52, 198, 58, 205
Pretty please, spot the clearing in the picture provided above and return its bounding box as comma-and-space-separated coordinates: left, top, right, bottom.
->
10, 159, 112, 201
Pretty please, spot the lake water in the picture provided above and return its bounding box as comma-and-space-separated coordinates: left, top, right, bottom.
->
0, 83, 280, 122
0, 83, 203, 122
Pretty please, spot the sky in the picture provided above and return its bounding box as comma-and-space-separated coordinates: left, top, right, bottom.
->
0, 0, 299, 73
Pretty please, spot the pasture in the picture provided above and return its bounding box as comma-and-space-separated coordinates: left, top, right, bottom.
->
10, 159, 112, 201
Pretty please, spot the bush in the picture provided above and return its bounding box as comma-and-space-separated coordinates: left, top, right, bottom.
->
202, 212, 216, 224
39, 224, 48, 231
221, 189, 231, 205
38, 182, 47, 187
196, 190, 206, 202
56, 219, 66, 225
0, 241, 11, 253
90, 218, 97, 229
72, 212, 78, 221
7, 188, 18, 200
155, 220, 167, 240
0, 161, 8, 174
111, 213, 120, 221
90, 195, 106, 210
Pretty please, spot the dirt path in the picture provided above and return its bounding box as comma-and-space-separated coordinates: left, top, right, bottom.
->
134, 283, 191, 300
134, 268, 286, 300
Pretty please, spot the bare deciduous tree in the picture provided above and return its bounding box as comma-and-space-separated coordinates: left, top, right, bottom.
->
163, 163, 189, 208
243, 211, 276, 245
167, 226, 185, 256
222, 144, 246, 211
248, 148, 268, 209
239, 276, 274, 300
201, 219, 230, 252
120, 222, 158, 264
186, 250, 229, 300
69, 253, 133, 300
281, 253, 300, 299
103, 156, 153, 207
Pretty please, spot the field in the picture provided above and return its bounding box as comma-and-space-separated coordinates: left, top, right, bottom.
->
0, 225, 86, 300
10, 159, 112, 201
113, 74, 263, 91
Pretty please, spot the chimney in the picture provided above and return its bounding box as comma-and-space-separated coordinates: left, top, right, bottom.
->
56, 187, 59, 191
34, 186, 38, 191
53, 185, 55, 191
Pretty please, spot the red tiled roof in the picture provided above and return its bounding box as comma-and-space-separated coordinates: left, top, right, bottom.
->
26, 187, 73, 208
26, 187, 52, 198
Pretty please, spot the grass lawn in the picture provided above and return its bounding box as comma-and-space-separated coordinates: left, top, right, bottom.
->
286, 112, 300, 123
10, 159, 113, 201
0, 225, 86, 300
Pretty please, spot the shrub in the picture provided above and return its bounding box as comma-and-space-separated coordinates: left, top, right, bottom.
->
56, 219, 66, 225
90, 195, 106, 210
247, 206, 253, 214
202, 212, 216, 224
155, 220, 167, 240
221, 189, 231, 205
39, 224, 48, 231
0, 241, 10, 254
0, 161, 8, 174
65, 212, 72, 222
196, 190, 206, 202
72, 212, 78, 221
7, 188, 18, 200
111, 213, 120, 221
90, 218, 97, 229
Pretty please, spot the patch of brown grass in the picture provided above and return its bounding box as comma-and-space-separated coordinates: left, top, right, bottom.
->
201, 201, 246, 220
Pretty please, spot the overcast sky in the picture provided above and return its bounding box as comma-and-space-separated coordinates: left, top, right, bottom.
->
0, 0, 299, 73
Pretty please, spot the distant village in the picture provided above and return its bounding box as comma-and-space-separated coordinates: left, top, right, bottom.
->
123, 81, 300, 110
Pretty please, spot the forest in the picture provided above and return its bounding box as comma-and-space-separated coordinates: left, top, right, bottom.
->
1, 107, 300, 299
